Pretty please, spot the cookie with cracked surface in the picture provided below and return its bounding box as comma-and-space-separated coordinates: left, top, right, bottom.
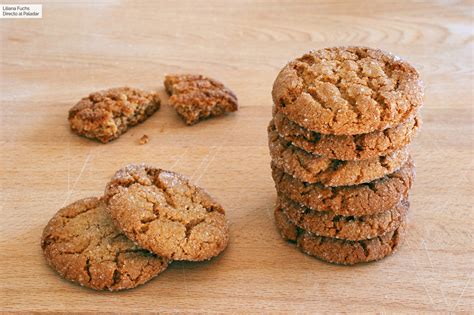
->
273, 109, 421, 161
278, 194, 408, 240
268, 121, 409, 186
274, 206, 406, 265
69, 87, 161, 143
105, 164, 229, 261
272, 46, 423, 135
271, 158, 415, 216
164, 74, 238, 125
41, 197, 169, 291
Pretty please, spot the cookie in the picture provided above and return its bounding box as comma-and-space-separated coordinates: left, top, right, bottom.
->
272, 46, 423, 135
105, 164, 229, 261
68, 87, 161, 143
274, 206, 406, 265
268, 122, 409, 186
271, 158, 415, 216
164, 74, 238, 125
279, 194, 408, 240
41, 197, 169, 291
273, 109, 421, 161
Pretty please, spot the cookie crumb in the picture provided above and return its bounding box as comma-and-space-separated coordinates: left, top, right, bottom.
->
139, 134, 149, 145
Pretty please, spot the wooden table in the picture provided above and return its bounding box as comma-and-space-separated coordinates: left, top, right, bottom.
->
1, 0, 472, 312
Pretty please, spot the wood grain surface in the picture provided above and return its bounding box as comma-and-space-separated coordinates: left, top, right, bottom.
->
1, 0, 473, 313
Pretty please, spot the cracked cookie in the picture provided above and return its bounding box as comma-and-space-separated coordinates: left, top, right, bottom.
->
273, 109, 421, 161
271, 158, 415, 216
41, 197, 169, 291
105, 164, 229, 261
278, 194, 408, 241
164, 74, 238, 125
272, 46, 423, 135
274, 205, 406, 265
268, 121, 409, 186
69, 87, 161, 143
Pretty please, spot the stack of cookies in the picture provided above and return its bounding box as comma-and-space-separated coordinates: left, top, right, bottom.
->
41, 164, 229, 291
269, 47, 423, 265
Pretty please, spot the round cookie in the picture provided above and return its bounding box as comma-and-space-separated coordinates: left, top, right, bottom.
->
272, 46, 424, 135
274, 206, 406, 265
68, 87, 161, 143
268, 122, 409, 186
278, 194, 408, 240
271, 158, 415, 216
273, 109, 421, 161
105, 164, 229, 261
41, 197, 169, 291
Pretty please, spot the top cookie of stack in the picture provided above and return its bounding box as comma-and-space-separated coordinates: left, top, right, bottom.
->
269, 46, 423, 265
273, 46, 423, 137
272, 46, 423, 160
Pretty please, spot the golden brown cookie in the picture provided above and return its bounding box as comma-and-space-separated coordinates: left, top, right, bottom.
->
105, 164, 229, 261
68, 87, 161, 143
164, 74, 238, 125
278, 194, 408, 240
41, 197, 169, 291
274, 206, 406, 265
273, 110, 421, 161
268, 121, 409, 186
271, 158, 415, 216
272, 47, 423, 135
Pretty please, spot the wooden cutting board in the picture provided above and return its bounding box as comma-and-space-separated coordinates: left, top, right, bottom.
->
1, 1, 472, 312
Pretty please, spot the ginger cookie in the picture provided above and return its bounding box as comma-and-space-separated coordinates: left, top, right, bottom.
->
105, 164, 229, 261
271, 158, 415, 216
274, 206, 406, 265
272, 46, 423, 135
41, 197, 169, 291
278, 194, 408, 241
268, 122, 409, 186
69, 87, 161, 143
273, 110, 421, 161
164, 74, 238, 125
